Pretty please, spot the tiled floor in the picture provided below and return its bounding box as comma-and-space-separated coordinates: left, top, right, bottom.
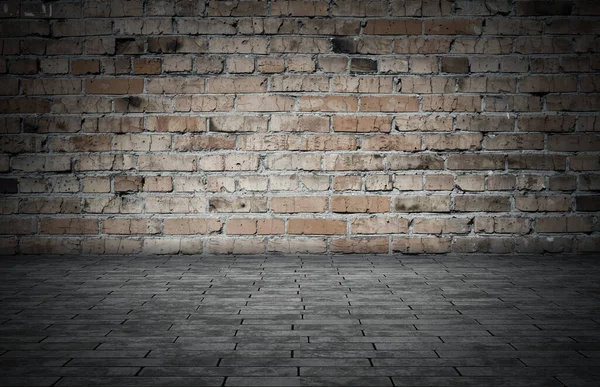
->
0, 255, 599, 386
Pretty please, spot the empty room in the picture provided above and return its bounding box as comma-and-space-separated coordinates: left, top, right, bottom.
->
0, 0, 600, 386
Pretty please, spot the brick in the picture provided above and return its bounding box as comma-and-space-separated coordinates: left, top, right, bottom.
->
455, 175, 485, 191
0, 218, 36, 235
422, 95, 481, 112
20, 198, 82, 214
209, 37, 267, 53
257, 57, 285, 73
425, 174, 454, 190
270, 175, 299, 191
300, 134, 357, 151
299, 96, 358, 112
365, 175, 392, 191
331, 237, 388, 254
364, 19, 421, 35
270, 37, 329, 53
549, 175, 577, 191
427, 18, 483, 34
394, 196, 450, 213
507, 155, 566, 170
173, 177, 206, 192
579, 174, 600, 190
515, 196, 572, 212
271, 75, 329, 92
147, 116, 206, 132
395, 37, 453, 54
76, 154, 136, 171
334, 176, 362, 191
163, 218, 222, 234
332, 196, 390, 213
163, 56, 193, 72
113, 134, 171, 152
174, 135, 235, 151
267, 237, 326, 254
474, 217, 531, 234
148, 37, 208, 53
48, 135, 111, 152
266, 154, 321, 171
394, 175, 423, 190
447, 155, 505, 170
424, 133, 482, 150
362, 135, 421, 151
114, 176, 143, 193
270, 115, 329, 133
287, 56, 316, 72
146, 78, 205, 94
395, 115, 453, 132
392, 237, 452, 254
548, 135, 600, 152
0, 179, 18, 194
360, 96, 419, 112
536, 217, 593, 233
324, 154, 384, 171
333, 116, 391, 133
133, 58, 162, 75
11, 156, 71, 172
238, 95, 295, 112
21, 237, 81, 255
72, 59, 100, 75
208, 77, 266, 93
442, 57, 469, 73
516, 1, 573, 16
207, 1, 267, 16
271, 197, 328, 213
332, 0, 388, 16
485, 133, 545, 150
238, 175, 268, 191
86, 78, 143, 94
225, 57, 254, 73
387, 155, 444, 170
288, 219, 346, 235
22, 78, 81, 95
577, 196, 600, 211
349, 58, 378, 73
139, 155, 196, 171
199, 154, 259, 171
145, 176, 173, 193
413, 218, 471, 234
454, 195, 511, 212
454, 236, 515, 253
145, 196, 205, 213
351, 217, 409, 234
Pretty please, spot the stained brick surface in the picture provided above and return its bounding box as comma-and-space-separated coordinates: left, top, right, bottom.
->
0, 0, 599, 254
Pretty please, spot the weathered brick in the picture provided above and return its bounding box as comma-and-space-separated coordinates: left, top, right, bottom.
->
332, 196, 390, 213
333, 116, 391, 133
536, 217, 593, 233
413, 218, 471, 234
163, 218, 221, 234
331, 237, 389, 254
351, 217, 409, 234
516, 196, 572, 212
288, 219, 346, 235
474, 217, 531, 234
267, 237, 326, 254
392, 237, 452, 254
271, 196, 329, 213
324, 154, 384, 171
394, 196, 450, 213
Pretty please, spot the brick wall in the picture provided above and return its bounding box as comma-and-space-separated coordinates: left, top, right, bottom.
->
1, 0, 600, 255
